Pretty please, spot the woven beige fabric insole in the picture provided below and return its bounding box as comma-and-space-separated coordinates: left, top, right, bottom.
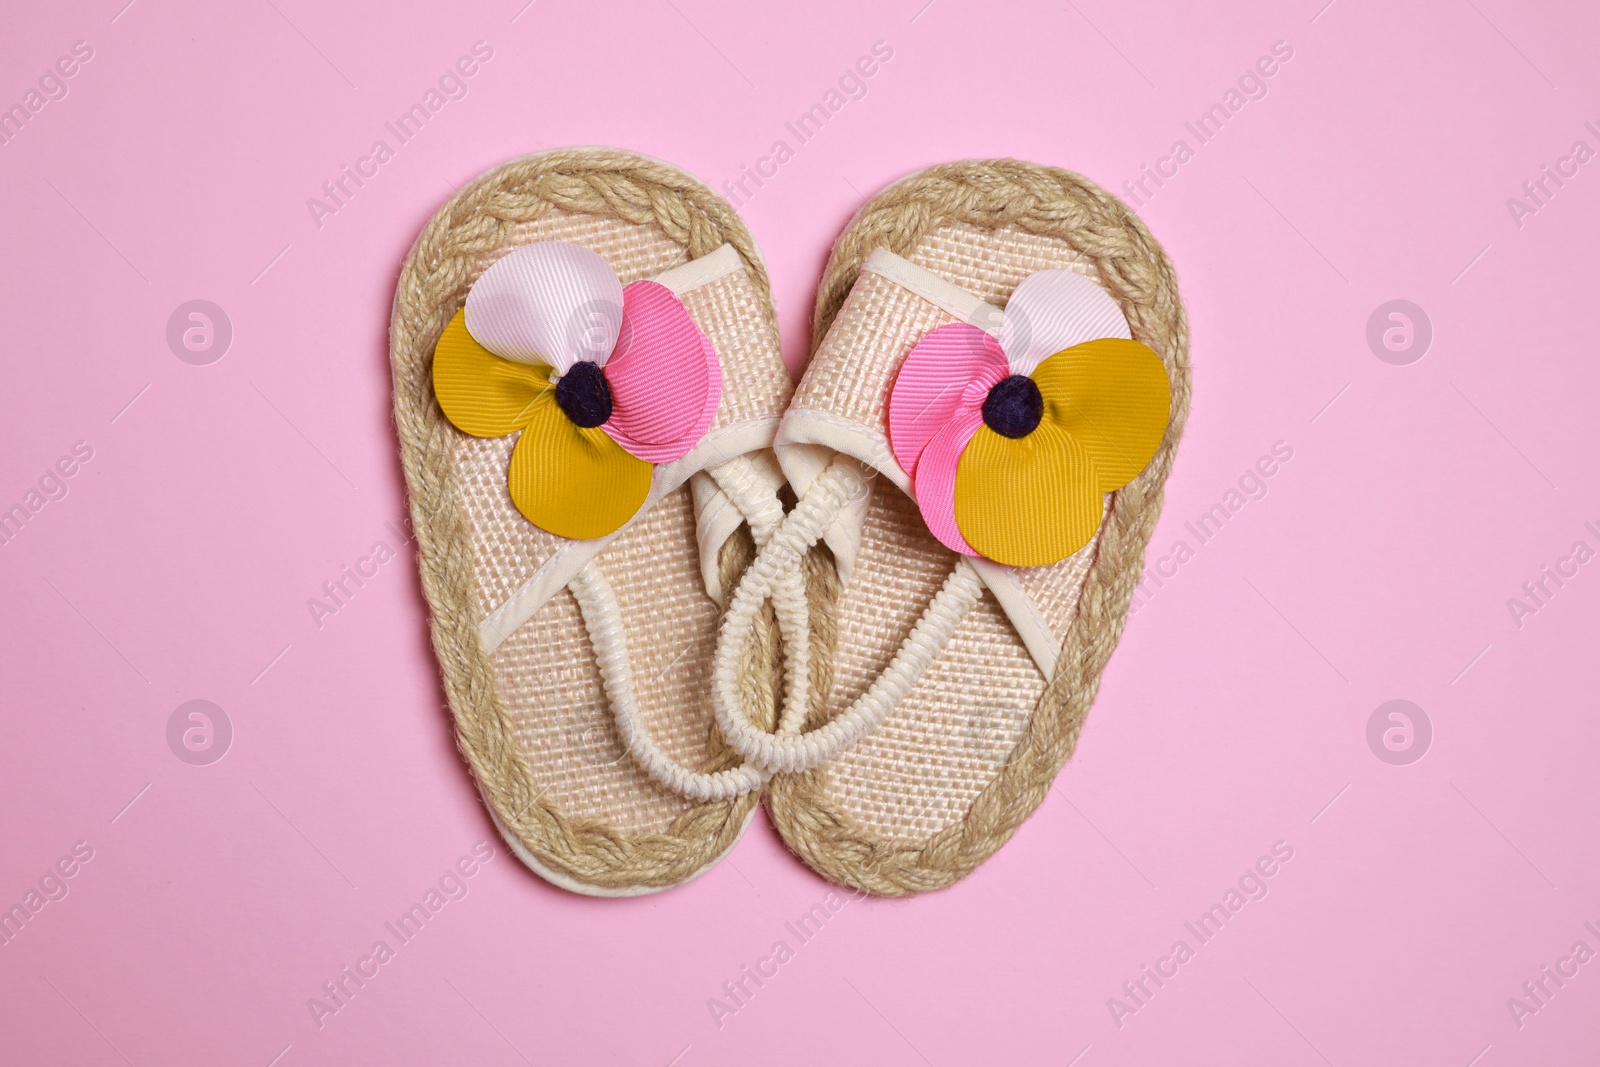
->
809, 223, 1107, 841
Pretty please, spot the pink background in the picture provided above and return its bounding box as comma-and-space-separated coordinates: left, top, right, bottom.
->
3, 0, 1597, 1063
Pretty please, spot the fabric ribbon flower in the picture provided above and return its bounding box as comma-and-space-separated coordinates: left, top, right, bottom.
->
432, 242, 721, 540
887, 269, 1170, 568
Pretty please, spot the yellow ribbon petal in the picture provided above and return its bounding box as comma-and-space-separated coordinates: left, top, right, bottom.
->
432, 310, 553, 437
1031, 338, 1171, 492
950, 338, 1170, 567
507, 394, 653, 540
954, 421, 1104, 567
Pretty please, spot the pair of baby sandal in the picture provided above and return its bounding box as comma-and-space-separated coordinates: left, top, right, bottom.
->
390, 149, 1189, 896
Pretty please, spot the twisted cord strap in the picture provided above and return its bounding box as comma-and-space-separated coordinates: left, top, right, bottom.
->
710, 457, 986, 776
569, 455, 812, 802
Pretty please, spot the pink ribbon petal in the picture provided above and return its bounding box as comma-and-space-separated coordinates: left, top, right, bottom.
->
887, 323, 1009, 478
603, 280, 721, 464
910, 408, 984, 557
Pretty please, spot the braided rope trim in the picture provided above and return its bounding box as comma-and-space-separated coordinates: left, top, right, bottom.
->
768, 158, 1194, 896
390, 148, 782, 892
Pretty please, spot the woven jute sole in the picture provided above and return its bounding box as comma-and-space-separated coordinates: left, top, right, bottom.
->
768, 159, 1192, 895
389, 148, 787, 895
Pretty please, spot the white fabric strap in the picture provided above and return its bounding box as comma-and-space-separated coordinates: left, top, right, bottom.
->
654, 243, 744, 296
572, 454, 812, 801
689, 451, 786, 603
689, 474, 741, 603
862, 248, 1005, 335
570, 564, 767, 801
708, 458, 985, 776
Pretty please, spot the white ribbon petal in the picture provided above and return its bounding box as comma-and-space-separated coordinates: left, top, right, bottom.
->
999, 269, 1132, 376
464, 242, 625, 371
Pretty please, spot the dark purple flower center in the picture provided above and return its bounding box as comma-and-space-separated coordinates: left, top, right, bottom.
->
554, 361, 614, 428
982, 374, 1043, 438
